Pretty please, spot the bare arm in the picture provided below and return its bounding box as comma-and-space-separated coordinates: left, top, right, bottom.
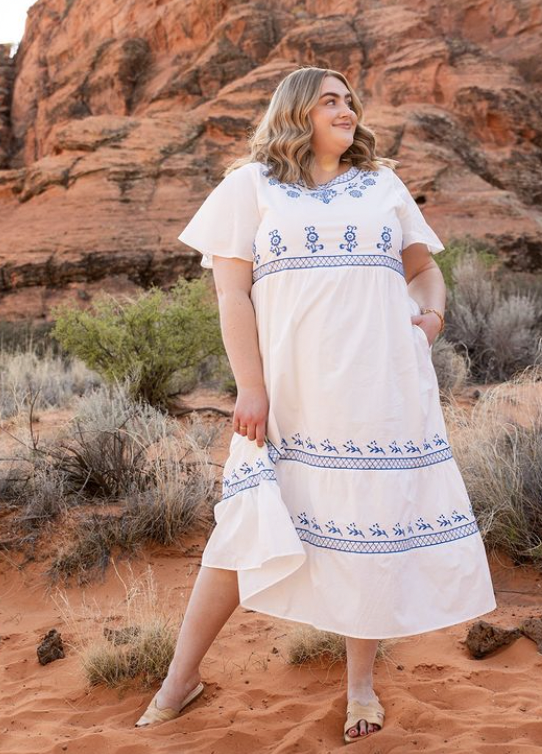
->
402, 243, 447, 346
212, 256, 269, 447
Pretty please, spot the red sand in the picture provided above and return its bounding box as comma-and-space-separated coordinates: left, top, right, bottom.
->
1, 389, 542, 753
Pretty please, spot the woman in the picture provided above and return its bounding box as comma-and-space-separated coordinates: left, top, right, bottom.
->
135, 67, 497, 743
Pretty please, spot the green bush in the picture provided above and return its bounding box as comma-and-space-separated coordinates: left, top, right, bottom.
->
434, 235, 498, 290
51, 279, 224, 407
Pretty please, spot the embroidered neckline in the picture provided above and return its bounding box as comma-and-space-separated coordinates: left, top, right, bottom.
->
262, 163, 380, 204
306, 166, 361, 190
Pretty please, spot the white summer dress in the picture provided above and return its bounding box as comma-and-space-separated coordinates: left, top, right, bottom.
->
178, 162, 497, 639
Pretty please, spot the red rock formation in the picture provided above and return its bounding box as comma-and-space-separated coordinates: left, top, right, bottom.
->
0, 0, 541, 319
0, 45, 15, 169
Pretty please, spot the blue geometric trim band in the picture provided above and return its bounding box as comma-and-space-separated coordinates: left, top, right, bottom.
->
279, 446, 453, 470
222, 467, 277, 500
296, 520, 479, 554
252, 254, 405, 284
265, 439, 452, 470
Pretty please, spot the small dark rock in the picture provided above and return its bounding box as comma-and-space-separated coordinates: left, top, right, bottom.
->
466, 620, 522, 658
518, 616, 542, 653
37, 629, 65, 665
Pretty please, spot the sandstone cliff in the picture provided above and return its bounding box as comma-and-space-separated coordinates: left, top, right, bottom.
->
0, 0, 541, 319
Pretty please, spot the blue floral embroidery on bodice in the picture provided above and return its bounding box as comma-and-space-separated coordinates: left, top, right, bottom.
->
377, 226, 392, 253
262, 166, 380, 204
304, 226, 324, 254
269, 229, 286, 257
339, 225, 358, 253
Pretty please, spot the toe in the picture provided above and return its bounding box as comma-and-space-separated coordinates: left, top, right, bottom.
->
347, 723, 360, 738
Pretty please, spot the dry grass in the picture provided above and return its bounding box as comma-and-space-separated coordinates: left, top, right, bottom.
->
445, 364, 542, 567
0, 383, 217, 578
47, 434, 216, 583
0, 349, 101, 420
431, 337, 469, 396
286, 625, 391, 666
445, 254, 542, 382
55, 565, 179, 688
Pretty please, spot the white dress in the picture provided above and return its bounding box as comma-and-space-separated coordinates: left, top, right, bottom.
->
178, 162, 497, 639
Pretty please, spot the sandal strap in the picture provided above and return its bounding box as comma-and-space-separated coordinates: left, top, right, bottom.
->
345, 698, 385, 732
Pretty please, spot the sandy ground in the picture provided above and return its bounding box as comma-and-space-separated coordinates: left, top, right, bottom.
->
1, 387, 542, 754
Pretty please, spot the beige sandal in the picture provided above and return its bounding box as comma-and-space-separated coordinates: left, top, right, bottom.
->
135, 681, 205, 727
344, 697, 385, 743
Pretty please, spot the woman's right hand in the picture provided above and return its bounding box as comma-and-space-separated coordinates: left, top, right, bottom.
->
233, 385, 269, 448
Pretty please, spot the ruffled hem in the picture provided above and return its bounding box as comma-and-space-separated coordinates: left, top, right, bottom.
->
201, 433, 306, 602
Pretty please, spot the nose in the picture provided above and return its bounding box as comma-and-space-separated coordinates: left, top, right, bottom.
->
338, 101, 354, 119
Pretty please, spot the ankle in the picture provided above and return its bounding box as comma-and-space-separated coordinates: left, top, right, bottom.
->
160, 669, 201, 697
347, 682, 377, 699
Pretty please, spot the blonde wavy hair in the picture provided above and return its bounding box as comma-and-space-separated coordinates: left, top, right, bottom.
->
227, 67, 398, 187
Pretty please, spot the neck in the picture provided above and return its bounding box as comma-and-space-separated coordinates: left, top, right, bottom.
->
310, 154, 349, 184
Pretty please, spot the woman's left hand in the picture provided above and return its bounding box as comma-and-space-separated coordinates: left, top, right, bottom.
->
411, 312, 441, 347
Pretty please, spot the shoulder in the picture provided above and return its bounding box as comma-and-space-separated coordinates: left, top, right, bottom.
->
224, 161, 268, 184
376, 164, 409, 200
376, 164, 399, 182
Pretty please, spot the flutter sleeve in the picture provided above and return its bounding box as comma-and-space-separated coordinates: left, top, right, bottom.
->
178, 163, 260, 269
390, 170, 445, 255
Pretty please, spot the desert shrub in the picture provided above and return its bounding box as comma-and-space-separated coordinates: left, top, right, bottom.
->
431, 337, 469, 395
433, 235, 498, 290
56, 567, 178, 688
52, 279, 224, 407
47, 386, 216, 583
444, 253, 542, 382
54, 383, 174, 498
287, 627, 347, 665
497, 270, 542, 314
446, 366, 542, 568
286, 625, 391, 666
125, 436, 215, 546
0, 349, 101, 419
0, 321, 57, 355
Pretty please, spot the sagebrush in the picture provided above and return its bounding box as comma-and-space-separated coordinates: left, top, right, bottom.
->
52, 278, 224, 407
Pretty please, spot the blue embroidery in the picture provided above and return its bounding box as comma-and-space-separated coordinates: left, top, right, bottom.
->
219, 435, 476, 554
223, 430, 451, 493
326, 520, 343, 535
252, 240, 260, 266
339, 225, 358, 253
263, 166, 380, 204
267, 175, 301, 198
377, 226, 392, 253
296, 521, 479, 554
310, 188, 337, 204
293, 505, 476, 554
222, 467, 276, 500
267, 434, 452, 470
253, 254, 405, 284
269, 229, 286, 257
304, 226, 324, 254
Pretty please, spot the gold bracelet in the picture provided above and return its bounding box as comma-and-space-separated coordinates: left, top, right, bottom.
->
420, 306, 445, 334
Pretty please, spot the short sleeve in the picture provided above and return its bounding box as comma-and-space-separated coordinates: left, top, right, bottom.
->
178, 163, 260, 269
390, 170, 445, 255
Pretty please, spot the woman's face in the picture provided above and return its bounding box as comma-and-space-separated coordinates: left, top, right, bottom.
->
309, 75, 358, 157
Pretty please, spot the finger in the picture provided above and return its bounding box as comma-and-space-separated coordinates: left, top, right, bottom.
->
236, 420, 248, 435
256, 422, 266, 447
246, 422, 257, 442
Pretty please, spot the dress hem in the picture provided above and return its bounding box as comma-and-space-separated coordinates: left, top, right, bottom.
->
233, 596, 499, 640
